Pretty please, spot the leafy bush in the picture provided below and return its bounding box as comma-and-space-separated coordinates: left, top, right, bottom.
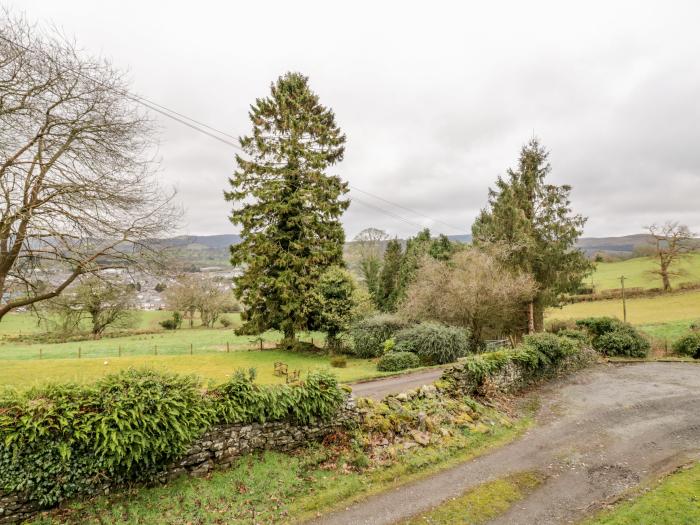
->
349, 314, 409, 358
219, 316, 232, 328
159, 312, 182, 330
672, 332, 700, 358
377, 351, 421, 371
556, 328, 590, 343
595, 326, 650, 357
575, 316, 624, 337
330, 355, 347, 368
575, 317, 649, 358
394, 322, 471, 365
0, 368, 346, 509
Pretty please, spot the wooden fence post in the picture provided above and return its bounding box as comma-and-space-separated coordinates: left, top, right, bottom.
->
190, 343, 193, 355
226, 341, 230, 353
154, 345, 158, 356
78, 347, 81, 359
39, 348, 42, 360
259, 339, 263, 351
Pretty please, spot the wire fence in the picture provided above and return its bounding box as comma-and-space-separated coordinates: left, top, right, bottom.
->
9, 336, 322, 362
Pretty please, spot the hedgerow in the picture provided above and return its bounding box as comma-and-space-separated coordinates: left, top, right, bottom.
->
0, 368, 345, 508
442, 333, 593, 395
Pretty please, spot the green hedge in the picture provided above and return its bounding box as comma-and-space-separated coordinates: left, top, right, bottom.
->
377, 351, 421, 372
442, 333, 593, 394
672, 332, 700, 358
350, 314, 409, 358
394, 322, 471, 365
0, 368, 345, 508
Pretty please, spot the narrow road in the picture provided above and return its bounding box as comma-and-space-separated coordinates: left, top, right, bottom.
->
348, 368, 445, 400
309, 362, 700, 525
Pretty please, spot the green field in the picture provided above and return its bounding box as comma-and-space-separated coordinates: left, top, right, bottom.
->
585, 463, 700, 525
0, 311, 391, 389
0, 351, 387, 389
547, 289, 700, 326
587, 253, 700, 292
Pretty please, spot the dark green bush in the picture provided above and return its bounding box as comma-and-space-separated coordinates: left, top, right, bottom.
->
349, 314, 409, 358
0, 368, 345, 509
575, 317, 649, 357
575, 316, 625, 337
595, 326, 650, 357
394, 322, 471, 365
672, 332, 700, 358
377, 351, 421, 371
556, 328, 590, 343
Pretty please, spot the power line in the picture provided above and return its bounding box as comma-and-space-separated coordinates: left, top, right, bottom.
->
0, 32, 469, 234
350, 196, 428, 231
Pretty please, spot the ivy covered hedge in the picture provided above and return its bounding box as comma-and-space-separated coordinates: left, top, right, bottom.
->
0, 368, 345, 509
441, 333, 596, 395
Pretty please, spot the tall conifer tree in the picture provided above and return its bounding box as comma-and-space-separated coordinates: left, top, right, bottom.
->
472, 138, 591, 331
225, 72, 348, 341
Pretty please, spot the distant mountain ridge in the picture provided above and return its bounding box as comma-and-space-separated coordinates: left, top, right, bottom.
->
160, 233, 659, 268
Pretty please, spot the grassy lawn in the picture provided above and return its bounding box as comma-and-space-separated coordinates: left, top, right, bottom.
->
29, 412, 533, 525
585, 463, 700, 525
547, 289, 700, 326
0, 351, 389, 389
402, 471, 543, 525
587, 253, 700, 291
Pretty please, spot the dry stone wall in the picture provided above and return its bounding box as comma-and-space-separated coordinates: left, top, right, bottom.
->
0, 398, 358, 524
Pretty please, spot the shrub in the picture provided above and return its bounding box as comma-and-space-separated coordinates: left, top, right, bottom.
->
556, 328, 590, 343
349, 314, 409, 358
575, 316, 624, 337
0, 368, 346, 509
219, 316, 232, 328
383, 338, 396, 354
576, 317, 649, 358
546, 319, 577, 334
523, 332, 578, 361
394, 322, 471, 365
672, 332, 700, 358
377, 351, 421, 372
159, 312, 182, 330
595, 326, 650, 357
330, 355, 347, 368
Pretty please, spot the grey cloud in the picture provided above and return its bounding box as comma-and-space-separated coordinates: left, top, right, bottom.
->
11, 0, 700, 238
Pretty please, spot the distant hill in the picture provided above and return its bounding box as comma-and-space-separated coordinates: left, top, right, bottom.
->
158, 232, 673, 268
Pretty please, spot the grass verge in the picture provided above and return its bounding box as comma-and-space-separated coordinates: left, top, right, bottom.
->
584, 462, 700, 525
402, 471, 544, 525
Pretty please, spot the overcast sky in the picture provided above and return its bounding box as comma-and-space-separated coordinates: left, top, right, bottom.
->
10, 0, 700, 239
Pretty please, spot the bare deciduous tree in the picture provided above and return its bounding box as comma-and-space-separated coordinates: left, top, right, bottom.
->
164, 275, 237, 328
42, 275, 137, 337
0, 12, 177, 321
646, 222, 697, 292
400, 248, 537, 346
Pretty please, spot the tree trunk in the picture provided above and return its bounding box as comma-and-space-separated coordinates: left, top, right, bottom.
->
661, 271, 671, 292
527, 301, 535, 334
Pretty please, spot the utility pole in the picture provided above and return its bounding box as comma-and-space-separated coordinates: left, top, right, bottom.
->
620, 275, 627, 323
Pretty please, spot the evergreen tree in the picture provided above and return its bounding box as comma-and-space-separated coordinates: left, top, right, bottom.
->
377, 239, 403, 312
472, 138, 591, 331
314, 266, 356, 350
225, 72, 348, 341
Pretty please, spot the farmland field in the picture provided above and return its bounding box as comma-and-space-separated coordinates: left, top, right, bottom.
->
0, 311, 393, 389
547, 289, 700, 326
586, 253, 700, 291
